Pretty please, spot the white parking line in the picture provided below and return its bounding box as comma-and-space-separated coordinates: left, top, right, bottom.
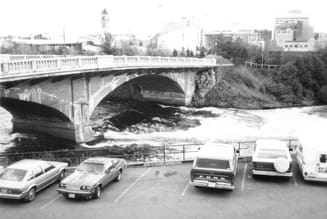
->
181, 181, 190, 196
114, 168, 152, 203
40, 194, 62, 210
241, 163, 248, 191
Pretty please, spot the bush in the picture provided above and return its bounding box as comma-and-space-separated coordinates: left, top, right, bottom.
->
317, 85, 327, 103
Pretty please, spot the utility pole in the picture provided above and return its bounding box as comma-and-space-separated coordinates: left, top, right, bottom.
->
63, 27, 66, 45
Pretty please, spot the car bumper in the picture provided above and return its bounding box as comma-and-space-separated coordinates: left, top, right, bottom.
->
252, 170, 292, 177
303, 176, 327, 182
57, 188, 94, 197
190, 180, 234, 190
0, 191, 27, 200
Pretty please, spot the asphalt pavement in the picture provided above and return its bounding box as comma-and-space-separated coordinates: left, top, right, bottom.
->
0, 161, 326, 219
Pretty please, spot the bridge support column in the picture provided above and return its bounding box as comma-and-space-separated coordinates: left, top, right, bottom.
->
72, 102, 94, 142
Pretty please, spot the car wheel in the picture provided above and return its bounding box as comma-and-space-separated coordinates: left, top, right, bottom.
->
93, 186, 101, 199
115, 170, 122, 182
25, 188, 36, 202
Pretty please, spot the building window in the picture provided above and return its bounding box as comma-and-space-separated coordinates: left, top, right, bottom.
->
285, 45, 288, 48
290, 45, 293, 48
304, 45, 308, 48
295, 45, 298, 48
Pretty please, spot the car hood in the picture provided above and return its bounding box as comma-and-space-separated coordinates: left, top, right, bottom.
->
62, 171, 104, 186
0, 179, 25, 189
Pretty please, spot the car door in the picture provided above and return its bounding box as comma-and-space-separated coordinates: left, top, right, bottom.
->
41, 162, 57, 185
32, 166, 48, 191
108, 161, 119, 182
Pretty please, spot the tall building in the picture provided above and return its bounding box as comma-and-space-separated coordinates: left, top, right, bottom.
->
204, 29, 271, 50
154, 17, 202, 53
101, 9, 109, 36
274, 10, 314, 51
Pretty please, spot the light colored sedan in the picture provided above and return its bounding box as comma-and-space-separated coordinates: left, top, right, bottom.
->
0, 159, 68, 202
57, 157, 127, 199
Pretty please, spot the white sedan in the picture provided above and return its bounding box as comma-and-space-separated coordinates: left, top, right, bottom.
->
0, 159, 68, 202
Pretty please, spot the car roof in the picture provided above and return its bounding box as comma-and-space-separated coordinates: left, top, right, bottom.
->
83, 157, 118, 164
256, 139, 288, 150
8, 159, 47, 171
196, 143, 235, 159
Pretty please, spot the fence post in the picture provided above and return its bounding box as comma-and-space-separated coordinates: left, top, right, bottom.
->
289, 139, 292, 151
163, 145, 166, 163
183, 145, 185, 161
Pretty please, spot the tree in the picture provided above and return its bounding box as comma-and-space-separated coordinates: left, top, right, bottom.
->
172, 49, 178, 57
101, 33, 114, 54
317, 85, 327, 103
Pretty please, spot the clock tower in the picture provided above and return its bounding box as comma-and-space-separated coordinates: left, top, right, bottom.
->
101, 9, 109, 35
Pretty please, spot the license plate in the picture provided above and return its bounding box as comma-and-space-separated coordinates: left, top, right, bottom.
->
68, 193, 75, 198
208, 182, 216, 188
318, 167, 327, 173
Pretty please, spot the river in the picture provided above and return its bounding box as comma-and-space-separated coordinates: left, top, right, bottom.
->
0, 100, 326, 153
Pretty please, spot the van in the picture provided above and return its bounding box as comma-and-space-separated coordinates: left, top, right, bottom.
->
190, 143, 238, 190
296, 137, 327, 182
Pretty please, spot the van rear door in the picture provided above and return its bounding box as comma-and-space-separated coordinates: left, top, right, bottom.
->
316, 152, 327, 179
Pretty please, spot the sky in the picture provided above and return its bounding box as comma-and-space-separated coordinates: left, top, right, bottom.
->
0, 0, 326, 37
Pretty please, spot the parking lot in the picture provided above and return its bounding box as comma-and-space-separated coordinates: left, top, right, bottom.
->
0, 160, 326, 219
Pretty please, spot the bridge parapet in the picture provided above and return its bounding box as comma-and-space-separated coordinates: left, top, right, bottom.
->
0, 55, 232, 82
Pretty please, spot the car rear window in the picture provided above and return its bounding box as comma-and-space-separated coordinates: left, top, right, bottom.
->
0, 168, 27, 182
195, 158, 230, 169
320, 154, 327, 163
257, 149, 288, 159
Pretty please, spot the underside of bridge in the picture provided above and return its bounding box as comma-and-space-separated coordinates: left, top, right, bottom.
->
0, 98, 75, 140
0, 67, 219, 143
106, 75, 185, 105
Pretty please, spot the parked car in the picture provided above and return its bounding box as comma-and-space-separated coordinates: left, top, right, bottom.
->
190, 143, 238, 190
57, 157, 127, 199
0, 159, 68, 202
296, 137, 327, 182
252, 139, 293, 178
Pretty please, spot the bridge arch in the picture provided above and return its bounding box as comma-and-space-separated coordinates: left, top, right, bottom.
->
0, 98, 75, 139
88, 74, 186, 118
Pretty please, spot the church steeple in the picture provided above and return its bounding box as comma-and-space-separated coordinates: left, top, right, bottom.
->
101, 8, 109, 35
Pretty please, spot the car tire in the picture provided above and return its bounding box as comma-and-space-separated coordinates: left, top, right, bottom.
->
24, 188, 36, 202
114, 170, 122, 182
93, 186, 101, 199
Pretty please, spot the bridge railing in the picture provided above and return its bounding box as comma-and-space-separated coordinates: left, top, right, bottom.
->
0, 55, 222, 78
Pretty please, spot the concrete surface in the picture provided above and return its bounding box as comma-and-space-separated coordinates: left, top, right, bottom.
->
0, 161, 326, 219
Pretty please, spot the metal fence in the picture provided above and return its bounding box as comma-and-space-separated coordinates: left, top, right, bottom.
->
0, 139, 299, 167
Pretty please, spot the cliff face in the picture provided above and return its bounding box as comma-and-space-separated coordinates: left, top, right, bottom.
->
192, 65, 316, 109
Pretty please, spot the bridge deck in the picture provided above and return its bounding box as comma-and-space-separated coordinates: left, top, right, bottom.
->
0, 55, 232, 82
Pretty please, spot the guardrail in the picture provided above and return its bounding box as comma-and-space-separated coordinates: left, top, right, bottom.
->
0, 55, 221, 78
245, 60, 280, 70
0, 139, 299, 167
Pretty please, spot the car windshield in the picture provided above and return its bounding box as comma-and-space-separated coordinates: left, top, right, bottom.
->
0, 168, 27, 182
76, 162, 104, 174
257, 149, 288, 159
196, 158, 230, 169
